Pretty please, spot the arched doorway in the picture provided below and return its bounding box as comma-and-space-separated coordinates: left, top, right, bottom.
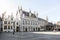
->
25, 28, 27, 32
38, 28, 40, 31
33, 28, 35, 31
16, 26, 20, 32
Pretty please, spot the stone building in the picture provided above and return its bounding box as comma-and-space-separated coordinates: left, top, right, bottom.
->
16, 6, 48, 32
2, 6, 48, 32
46, 22, 54, 31
55, 21, 60, 31
0, 17, 2, 32
2, 13, 19, 32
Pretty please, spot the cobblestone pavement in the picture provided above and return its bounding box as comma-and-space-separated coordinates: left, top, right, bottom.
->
0, 32, 60, 40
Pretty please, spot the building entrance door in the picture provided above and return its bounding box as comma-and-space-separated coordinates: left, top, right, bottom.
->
25, 28, 27, 32
16, 26, 19, 32
33, 28, 35, 31
38, 28, 40, 31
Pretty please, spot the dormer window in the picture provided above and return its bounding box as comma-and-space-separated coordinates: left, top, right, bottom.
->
23, 11, 29, 16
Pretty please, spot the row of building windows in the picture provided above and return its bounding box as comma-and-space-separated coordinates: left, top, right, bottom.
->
4, 21, 18, 25
23, 20, 40, 25
4, 21, 11, 24
22, 20, 47, 26
4, 26, 12, 29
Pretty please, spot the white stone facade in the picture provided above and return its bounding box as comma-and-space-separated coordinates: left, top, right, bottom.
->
2, 13, 20, 32
17, 7, 47, 32
2, 7, 48, 32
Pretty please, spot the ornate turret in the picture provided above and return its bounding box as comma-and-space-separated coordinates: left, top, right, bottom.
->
34, 11, 38, 18
2, 11, 6, 20
29, 9, 31, 16
36, 12, 38, 17
20, 6, 22, 10
18, 5, 22, 12
11, 12, 14, 20
18, 6, 23, 16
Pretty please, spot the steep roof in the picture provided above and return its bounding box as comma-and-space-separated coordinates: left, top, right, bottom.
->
38, 17, 47, 22
22, 10, 36, 18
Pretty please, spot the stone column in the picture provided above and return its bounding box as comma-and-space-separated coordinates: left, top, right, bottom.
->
27, 27, 29, 32
36, 27, 38, 31
30, 27, 31, 32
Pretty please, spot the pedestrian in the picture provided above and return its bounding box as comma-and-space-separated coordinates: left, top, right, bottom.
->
13, 29, 15, 35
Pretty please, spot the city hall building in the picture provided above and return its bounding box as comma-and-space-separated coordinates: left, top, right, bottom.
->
16, 7, 48, 32
2, 6, 48, 32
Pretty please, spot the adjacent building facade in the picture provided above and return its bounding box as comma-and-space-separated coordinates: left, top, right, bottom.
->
54, 21, 60, 31
0, 17, 2, 32
2, 13, 20, 32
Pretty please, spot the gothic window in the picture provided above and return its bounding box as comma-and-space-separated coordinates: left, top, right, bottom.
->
4, 26, 7, 29
8, 21, 10, 24
4, 21, 7, 24
31, 14, 36, 18
23, 20, 24, 25
11, 26, 12, 29
8, 26, 10, 29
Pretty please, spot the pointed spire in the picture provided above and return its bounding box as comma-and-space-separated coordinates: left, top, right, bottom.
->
29, 9, 31, 16
2, 11, 6, 15
16, 10, 18, 15
11, 12, 13, 15
20, 5, 22, 10
18, 5, 20, 12
46, 16, 48, 21
8, 15, 10, 18
34, 11, 36, 14
36, 11, 38, 16
18, 5, 20, 10
2, 11, 6, 20
11, 12, 13, 18
29, 9, 31, 13
18, 5, 22, 13
34, 11, 38, 17
37, 12, 38, 16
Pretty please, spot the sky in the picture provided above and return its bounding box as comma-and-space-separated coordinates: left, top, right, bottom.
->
0, 0, 60, 23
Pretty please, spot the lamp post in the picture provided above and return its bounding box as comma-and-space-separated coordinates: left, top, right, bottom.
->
12, 21, 15, 35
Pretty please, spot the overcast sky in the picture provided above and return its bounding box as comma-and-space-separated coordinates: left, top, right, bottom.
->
0, 0, 60, 23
